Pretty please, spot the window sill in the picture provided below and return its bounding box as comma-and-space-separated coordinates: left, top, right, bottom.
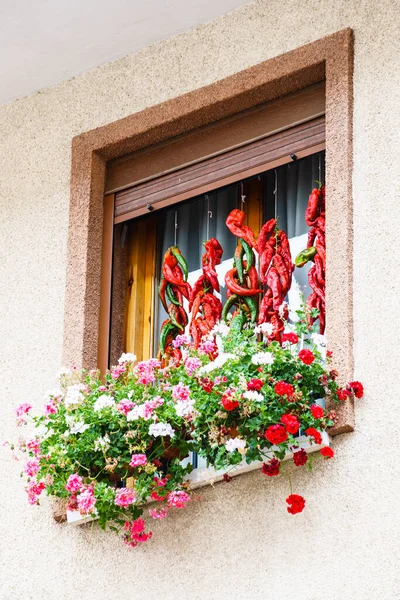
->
187, 431, 330, 489
65, 431, 330, 526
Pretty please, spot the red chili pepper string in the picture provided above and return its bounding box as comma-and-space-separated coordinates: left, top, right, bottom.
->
158, 247, 192, 363
302, 186, 326, 334
255, 217, 294, 343
189, 238, 223, 347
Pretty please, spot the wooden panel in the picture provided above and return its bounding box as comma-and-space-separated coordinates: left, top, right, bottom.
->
115, 118, 325, 223
105, 83, 325, 194
97, 194, 114, 374
124, 214, 157, 361
242, 177, 263, 238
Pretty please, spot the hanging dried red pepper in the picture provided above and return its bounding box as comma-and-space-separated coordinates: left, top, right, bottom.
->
158, 247, 192, 362
256, 217, 294, 343
295, 185, 326, 334
189, 238, 223, 347
223, 212, 260, 331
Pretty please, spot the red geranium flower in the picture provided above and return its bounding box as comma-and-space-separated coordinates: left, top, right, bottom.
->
326, 350, 333, 358
150, 491, 165, 502
223, 473, 233, 482
286, 494, 306, 515
320, 446, 334, 459
247, 378, 264, 391
281, 332, 298, 344
265, 424, 288, 445
298, 349, 315, 365
261, 458, 281, 477
305, 427, 322, 444
221, 393, 239, 412
200, 378, 214, 393
349, 381, 364, 398
310, 404, 324, 419
274, 381, 295, 397
336, 388, 351, 401
280, 414, 300, 434
293, 449, 308, 466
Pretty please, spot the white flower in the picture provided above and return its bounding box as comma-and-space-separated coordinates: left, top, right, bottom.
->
57, 367, 71, 378
175, 398, 195, 417
69, 420, 90, 435
243, 390, 264, 402
126, 404, 151, 421
148, 422, 175, 438
43, 388, 63, 400
64, 384, 85, 407
251, 352, 274, 366
94, 434, 110, 451
254, 322, 273, 335
199, 352, 236, 374
118, 353, 137, 365
225, 438, 246, 453
93, 394, 115, 412
35, 424, 54, 440
212, 322, 230, 337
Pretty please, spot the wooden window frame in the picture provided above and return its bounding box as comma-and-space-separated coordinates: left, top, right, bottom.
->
63, 29, 354, 435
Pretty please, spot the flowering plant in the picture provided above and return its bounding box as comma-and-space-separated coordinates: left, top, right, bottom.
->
14, 355, 194, 547
12, 307, 363, 547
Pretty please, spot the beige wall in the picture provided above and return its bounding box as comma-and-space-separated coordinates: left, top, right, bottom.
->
1, 1, 399, 599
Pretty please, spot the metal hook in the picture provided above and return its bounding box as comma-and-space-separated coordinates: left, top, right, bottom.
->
273, 169, 278, 218
240, 181, 246, 204
318, 153, 322, 182
174, 210, 178, 246
206, 194, 211, 240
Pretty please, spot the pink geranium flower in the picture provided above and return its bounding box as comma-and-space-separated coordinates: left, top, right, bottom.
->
149, 508, 168, 519
65, 473, 83, 493
184, 357, 202, 376
117, 399, 135, 416
129, 454, 147, 468
26, 438, 41, 455
115, 487, 136, 507
167, 490, 190, 509
172, 383, 190, 402
123, 518, 153, 547
16, 403, 32, 417
26, 480, 46, 505
24, 458, 40, 478
77, 486, 96, 514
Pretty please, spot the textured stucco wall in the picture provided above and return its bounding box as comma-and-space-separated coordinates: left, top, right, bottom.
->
1, 1, 399, 599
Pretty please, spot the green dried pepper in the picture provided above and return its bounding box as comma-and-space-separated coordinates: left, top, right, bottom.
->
171, 247, 188, 281
222, 294, 240, 322
166, 283, 182, 306
241, 239, 254, 273
230, 311, 247, 333
242, 295, 257, 323
234, 242, 244, 284
295, 246, 317, 268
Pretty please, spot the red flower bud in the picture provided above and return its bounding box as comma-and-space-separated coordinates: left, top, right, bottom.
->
286, 494, 306, 514
349, 381, 364, 398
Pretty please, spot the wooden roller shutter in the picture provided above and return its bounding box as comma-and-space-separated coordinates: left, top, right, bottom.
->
106, 83, 325, 224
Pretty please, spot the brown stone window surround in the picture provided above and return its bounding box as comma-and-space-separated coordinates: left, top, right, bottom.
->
63, 29, 354, 435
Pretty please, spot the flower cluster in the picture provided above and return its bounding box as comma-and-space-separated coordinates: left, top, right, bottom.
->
13, 307, 362, 545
